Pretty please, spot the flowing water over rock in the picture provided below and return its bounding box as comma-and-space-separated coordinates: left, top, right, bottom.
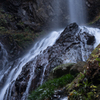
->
0, 23, 100, 100
0, 30, 62, 100
0, 0, 100, 100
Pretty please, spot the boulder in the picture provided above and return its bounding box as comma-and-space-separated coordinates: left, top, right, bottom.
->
48, 62, 86, 80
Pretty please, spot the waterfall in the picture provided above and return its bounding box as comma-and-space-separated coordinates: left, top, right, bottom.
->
0, 30, 62, 100
68, 0, 86, 25
0, 25, 100, 100
0, 0, 100, 100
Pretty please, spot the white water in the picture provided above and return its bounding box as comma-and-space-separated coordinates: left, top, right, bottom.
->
1, 26, 100, 100
80, 26, 100, 48
68, 0, 86, 25
1, 0, 100, 100
61, 97, 68, 100
0, 27, 100, 100
0, 30, 62, 100
59, 26, 100, 100
60, 26, 100, 64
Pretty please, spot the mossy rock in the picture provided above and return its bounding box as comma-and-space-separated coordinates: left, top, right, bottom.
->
48, 63, 75, 80
48, 62, 85, 80
85, 44, 100, 81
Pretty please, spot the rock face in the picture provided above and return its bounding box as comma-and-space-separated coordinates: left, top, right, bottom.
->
0, 35, 22, 61
0, 0, 69, 31
3, 23, 96, 100
0, 0, 100, 31
86, 0, 100, 21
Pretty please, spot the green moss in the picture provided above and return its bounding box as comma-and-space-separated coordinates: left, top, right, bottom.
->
67, 44, 100, 100
53, 63, 75, 72
66, 72, 85, 92
0, 27, 7, 31
17, 21, 24, 26
69, 80, 99, 100
28, 74, 74, 100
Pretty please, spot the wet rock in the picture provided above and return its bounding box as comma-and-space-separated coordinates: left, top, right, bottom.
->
52, 88, 67, 100
6, 23, 96, 100
49, 63, 75, 80
87, 35, 95, 45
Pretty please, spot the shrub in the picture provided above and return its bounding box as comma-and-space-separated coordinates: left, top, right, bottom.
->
28, 74, 74, 100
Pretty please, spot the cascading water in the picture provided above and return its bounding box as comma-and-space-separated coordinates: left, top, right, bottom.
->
0, 30, 62, 100
1, 26, 100, 100
68, 0, 86, 25
0, 0, 100, 100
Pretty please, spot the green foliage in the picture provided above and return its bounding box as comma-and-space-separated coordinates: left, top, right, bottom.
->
11, 31, 35, 49
28, 74, 74, 100
0, 27, 7, 31
96, 57, 100, 66
69, 80, 98, 100
78, 72, 85, 81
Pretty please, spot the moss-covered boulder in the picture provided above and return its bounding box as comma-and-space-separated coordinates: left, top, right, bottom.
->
48, 62, 86, 80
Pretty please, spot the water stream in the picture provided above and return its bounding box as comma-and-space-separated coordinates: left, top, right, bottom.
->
0, 26, 100, 100
0, 30, 62, 100
0, 0, 100, 100
68, 0, 86, 25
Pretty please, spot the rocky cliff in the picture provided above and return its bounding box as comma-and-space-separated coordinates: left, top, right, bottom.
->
0, 0, 99, 31
0, 0, 69, 31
